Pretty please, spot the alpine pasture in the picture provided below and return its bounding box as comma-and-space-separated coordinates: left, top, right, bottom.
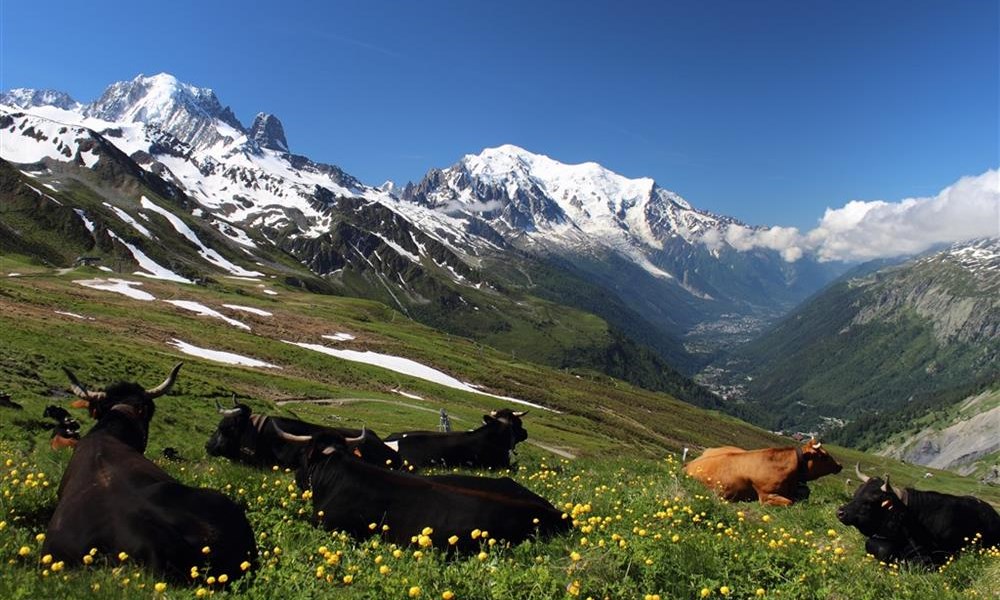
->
1, 261, 997, 599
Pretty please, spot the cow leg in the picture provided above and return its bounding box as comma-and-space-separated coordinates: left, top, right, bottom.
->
759, 492, 794, 506
864, 537, 897, 563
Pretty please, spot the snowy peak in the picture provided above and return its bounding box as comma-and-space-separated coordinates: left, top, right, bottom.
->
461, 144, 658, 211
249, 112, 288, 152
86, 73, 244, 149
407, 144, 727, 250
0, 88, 81, 111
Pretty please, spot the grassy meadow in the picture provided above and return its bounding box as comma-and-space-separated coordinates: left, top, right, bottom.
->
0, 257, 998, 599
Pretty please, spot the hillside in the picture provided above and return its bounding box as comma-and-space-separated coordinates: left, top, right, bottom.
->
718, 239, 999, 443
877, 385, 1000, 482
0, 254, 997, 600
0, 253, 778, 460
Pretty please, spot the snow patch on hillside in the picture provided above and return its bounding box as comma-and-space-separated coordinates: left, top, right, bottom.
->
168, 338, 280, 368
139, 196, 263, 277
74, 278, 156, 301
105, 230, 192, 283
222, 304, 273, 316
164, 300, 250, 330
284, 340, 552, 411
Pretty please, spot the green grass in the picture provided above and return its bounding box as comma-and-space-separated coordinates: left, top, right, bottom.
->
0, 259, 997, 598
1, 450, 997, 600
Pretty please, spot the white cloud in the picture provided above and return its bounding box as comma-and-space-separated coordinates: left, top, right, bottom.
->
439, 198, 504, 215
699, 169, 1000, 262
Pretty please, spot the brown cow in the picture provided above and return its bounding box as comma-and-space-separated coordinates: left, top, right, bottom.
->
683, 439, 842, 506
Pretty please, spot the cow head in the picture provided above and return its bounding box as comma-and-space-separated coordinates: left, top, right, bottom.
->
836, 464, 906, 538
205, 397, 254, 459
800, 439, 843, 480
62, 363, 182, 451
269, 426, 367, 491
483, 409, 529, 444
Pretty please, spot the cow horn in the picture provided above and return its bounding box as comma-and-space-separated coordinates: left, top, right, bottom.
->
272, 423, 313, 444
215, 398, 242, 416
880, 475, 891, 493
231, 393, 239, 407
146, 363, 183, 399
344, 427, 367, 445
855, 463, 871, 483
62, 367, 106, 402
813, 441, 822, 449
512, 410, 528, 417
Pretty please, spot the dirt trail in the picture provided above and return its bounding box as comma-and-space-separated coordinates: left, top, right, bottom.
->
275, 397, 455, 419
527, 440, 577, 459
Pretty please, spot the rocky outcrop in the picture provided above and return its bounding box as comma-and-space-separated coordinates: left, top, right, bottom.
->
850, 240, 1000, 345
880, 391, 1000, 475
249, 113, 288, 152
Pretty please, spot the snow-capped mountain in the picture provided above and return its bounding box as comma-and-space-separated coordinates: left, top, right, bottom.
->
409, 143, 729, 245
85, 73, 245, 150
0, 72, 845, 371
2, 74, 507, 309
404, 144, 847, 349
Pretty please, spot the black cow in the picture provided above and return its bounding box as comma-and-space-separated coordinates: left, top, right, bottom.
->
205, 400, 400, 470
286, 428, 570, 552
385, 408, 528, 469
837, 465, 1000, 566
43, 364, 257, 582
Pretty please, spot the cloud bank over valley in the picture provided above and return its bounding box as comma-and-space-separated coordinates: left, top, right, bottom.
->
700, 169, 999, 263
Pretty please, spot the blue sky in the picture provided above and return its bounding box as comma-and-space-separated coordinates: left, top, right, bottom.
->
2, 0, 997, 230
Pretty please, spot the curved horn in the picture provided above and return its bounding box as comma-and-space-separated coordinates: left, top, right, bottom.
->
512, 410, 528, 417
855, 463, 871, 483
880, 475, 891, 493
62, 367, 105, 401
146, 363, 183, 399
344, 427, 367, 445
272, 422, 313, 444
215, 398, 242, 416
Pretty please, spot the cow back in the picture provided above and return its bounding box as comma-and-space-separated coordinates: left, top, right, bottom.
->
305, 452, 568, 551
388, 426, 511, 469
45, 434, 256, 581
903, 489, 1000, 553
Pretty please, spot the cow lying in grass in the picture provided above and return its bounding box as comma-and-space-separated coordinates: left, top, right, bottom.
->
205, 399, 400, 469
385, 408, 528, 470
284, 427, 570, 552
683, 439, 843, 506
43, 364, 257, 582
837, 465, 1000, 566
